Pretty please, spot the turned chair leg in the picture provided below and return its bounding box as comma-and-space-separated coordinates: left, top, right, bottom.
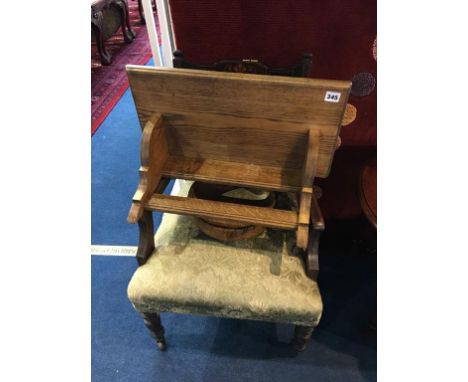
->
293, 325, 315, 352
141, 312, 167, 351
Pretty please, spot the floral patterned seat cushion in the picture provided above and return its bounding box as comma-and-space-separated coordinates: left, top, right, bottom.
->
127, 183, 323, 327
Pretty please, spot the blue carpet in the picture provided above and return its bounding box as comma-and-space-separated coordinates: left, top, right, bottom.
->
92, 59, 173, 246
92, 254, 376, 382
91, 87, 140, 246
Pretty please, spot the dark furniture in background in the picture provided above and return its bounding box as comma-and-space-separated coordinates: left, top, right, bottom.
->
91, 0, 136, 65
173, 50, 313, 77
359, 156, 377, 229
135, 0, 156, 24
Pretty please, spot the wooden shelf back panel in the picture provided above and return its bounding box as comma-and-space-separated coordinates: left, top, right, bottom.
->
146, 194, 298, 230
161, 156, 303, 192
164, 113, 308, 170
126, 66, 352, 178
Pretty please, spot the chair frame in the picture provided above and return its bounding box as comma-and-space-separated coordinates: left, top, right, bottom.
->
126, 66, 351, 351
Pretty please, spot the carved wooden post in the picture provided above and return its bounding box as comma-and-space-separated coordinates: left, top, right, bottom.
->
133, 178, 170, 265
136, 210, 155, 265
307, 193, 324, 281
306, 230, 321, 282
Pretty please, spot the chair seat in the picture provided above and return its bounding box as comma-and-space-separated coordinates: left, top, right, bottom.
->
128, 201, 323, 327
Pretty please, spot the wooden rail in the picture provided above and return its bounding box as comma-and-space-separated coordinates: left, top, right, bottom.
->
146, 194, 298, 230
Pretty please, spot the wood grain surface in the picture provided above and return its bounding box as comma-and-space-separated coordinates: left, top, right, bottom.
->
162, 156, 303, 192
146, 194, 298, 230
127, 66, 351, 178
126, 67, 350, 252
128, 114, 168, 223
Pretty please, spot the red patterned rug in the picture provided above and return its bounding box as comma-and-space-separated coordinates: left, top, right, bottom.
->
91, 1, 160, 135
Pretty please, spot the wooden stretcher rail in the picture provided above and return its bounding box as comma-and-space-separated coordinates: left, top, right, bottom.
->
145, 194, 299, 230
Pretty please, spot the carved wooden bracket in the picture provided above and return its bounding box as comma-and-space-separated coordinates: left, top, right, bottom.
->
128, 113, 168, 224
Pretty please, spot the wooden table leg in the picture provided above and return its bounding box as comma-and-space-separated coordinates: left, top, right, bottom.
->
91, 10, 112, 65
137, 0, 156, 25
112, 0, 136, 43
137, 0, 145, 24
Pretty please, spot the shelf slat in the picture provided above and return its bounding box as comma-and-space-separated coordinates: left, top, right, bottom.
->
146, 194, 298, 230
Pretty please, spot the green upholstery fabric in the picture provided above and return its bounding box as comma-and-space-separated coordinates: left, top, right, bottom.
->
127, 182, 323, 327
